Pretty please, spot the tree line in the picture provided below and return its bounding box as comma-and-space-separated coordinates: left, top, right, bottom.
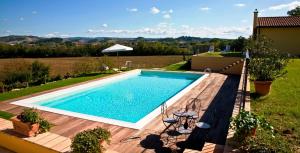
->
0, 41, 190, 58
0, 37, 247, 58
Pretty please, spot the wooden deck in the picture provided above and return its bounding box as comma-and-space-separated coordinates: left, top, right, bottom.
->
0, 73, 240, 153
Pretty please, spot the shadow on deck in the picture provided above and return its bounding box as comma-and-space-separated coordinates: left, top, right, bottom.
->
139, 75, 240, 153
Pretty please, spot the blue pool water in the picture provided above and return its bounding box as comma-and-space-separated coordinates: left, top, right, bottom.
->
37, 71, 203, 123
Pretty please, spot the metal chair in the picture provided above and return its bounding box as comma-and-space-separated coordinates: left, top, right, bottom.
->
161, 103, 180, 144
195, 109, 217, 130
187, 98, 202, 119
161, 103, 179, 127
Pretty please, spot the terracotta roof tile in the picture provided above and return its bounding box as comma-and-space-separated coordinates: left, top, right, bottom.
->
257, 16, 300, 27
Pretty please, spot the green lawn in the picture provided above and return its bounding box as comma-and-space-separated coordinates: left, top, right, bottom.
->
0, 111, 14, 119
198, 51, 242, 57
163, 61, 190, 71
251, 59, 300, 152
0, 72, 115, 102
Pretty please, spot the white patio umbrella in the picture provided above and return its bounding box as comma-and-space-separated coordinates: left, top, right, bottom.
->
102, 44, 133, 69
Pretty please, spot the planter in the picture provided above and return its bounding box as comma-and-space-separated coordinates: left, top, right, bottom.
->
254, 81, 272, 96
10, 116, 39, 137
250, 127, 257, 136
99, 139, 109, 151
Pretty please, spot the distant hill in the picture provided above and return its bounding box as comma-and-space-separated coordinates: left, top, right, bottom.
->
0, 35, 41, 44
0, 35, 232, 45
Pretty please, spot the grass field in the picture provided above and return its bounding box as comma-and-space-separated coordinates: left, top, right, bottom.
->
163, 61, 189, 71
0, 56, 183, 80
251, 59, 300, 152
198, 52, 242, 57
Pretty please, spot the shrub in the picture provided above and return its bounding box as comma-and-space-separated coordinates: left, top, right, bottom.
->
14, 82, 28, 89
248, 56, 289, 81
71, 127, 111, 153
64, 72, 72, 79
230, 110, 274, 140
31, 60, 50, 84
247, 36, 290, 81
17, 108, 40, 124
3, 61, 32, 86
4, 71, 31, 85
39, 118, 52, 133
71, 131, 100, 153
91, 127, 111, 144
0, 82, 4, 93
17, 108, 52, 133
50, 74, 62, 82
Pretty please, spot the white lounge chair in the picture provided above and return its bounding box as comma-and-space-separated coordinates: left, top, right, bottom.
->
101, 64, 109, 71
121, 61, 132, 70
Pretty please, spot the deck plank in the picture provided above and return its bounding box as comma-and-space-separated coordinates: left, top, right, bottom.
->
44, 136, 69, 148
35, 133, 60, 145
51, 138, 72, 152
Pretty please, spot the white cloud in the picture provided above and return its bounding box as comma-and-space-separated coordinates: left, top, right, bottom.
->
256, 9, 267, 16
102, 24, 108, 28
163, 14, 171, 19
86, 23, 251, 39
19, 17, 24, 21
200, 7, 211, 11
181, 25, 190, 29
60, 34, 70, 38
234, 3, 246, 7
150, 7, 160, 14
162, 9, 173, 14
269, 1, 300, 10
45, 33, 56, 37
32, 11, 37, 14
45, 32, 70, 38
127, 8, 138, 12
87, 29, 95, 33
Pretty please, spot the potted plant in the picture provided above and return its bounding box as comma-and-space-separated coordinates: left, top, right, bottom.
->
11, 108, 40, 137
247, 36, 289, 96
11, 108, 52, 137
91, 127, 111, 149
71, 127, 111, 153
38, 118, 52, 133
230, 110, 274, 140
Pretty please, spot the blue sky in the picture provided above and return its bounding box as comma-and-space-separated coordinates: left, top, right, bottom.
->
1, 0, 299, 38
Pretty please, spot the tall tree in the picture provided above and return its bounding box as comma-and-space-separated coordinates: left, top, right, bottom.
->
287, 6, 300, 16
230, 36, 246, 52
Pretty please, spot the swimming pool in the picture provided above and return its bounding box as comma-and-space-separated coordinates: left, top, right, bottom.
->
12, 70, 207, 129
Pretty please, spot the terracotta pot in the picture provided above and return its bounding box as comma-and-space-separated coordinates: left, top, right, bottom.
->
254, 81, 272, 96
10, 116, 39, 137
250, 128, 257, 136
99, 139, 109, 150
